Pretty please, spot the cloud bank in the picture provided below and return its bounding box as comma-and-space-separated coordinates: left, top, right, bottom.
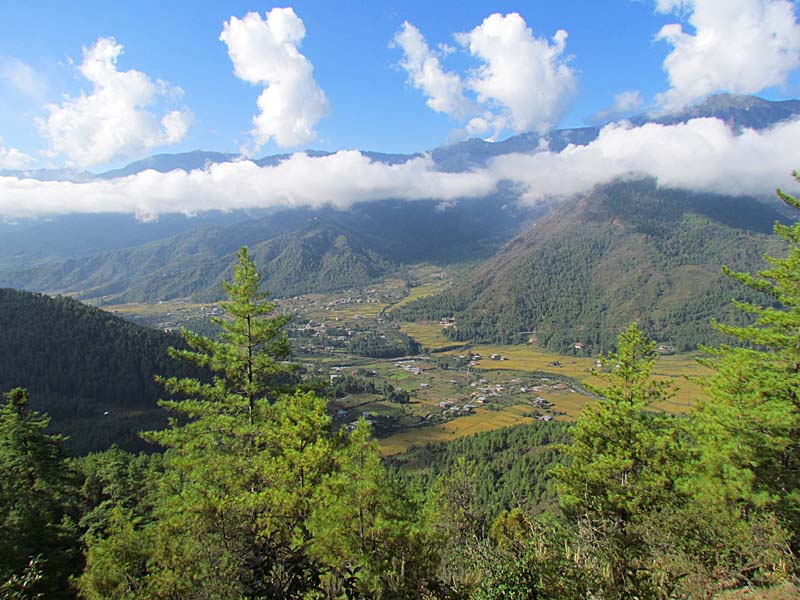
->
37, 38, 192, 169
0, 152, 495, 220
220, 8, 330, 152
1, 117, 798, 219
393, 12, 577, 138
491, 117, 800, 201
655, 0, 800, 110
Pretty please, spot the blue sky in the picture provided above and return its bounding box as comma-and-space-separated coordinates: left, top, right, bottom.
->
3, 0, 800, 172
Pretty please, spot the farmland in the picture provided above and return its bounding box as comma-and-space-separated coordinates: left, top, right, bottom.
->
103, 266, 712, 456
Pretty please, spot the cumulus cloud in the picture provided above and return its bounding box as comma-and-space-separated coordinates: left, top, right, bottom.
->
37, 37, 192, 168
394, 13, 577, 138
0, 118, 797, 219
655, 0, 800, 110
0, 139, 34, 169
456, 13, 577, 135
220, 8, 329, 151
0, 58, 48, 98
588, 90, 644, 124
392, 22, 472, 117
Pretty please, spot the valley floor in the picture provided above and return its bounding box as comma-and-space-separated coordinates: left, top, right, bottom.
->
100, 263, 712, 456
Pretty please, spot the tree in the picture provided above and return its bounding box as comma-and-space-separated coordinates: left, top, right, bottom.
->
79, 248, 324, 599
0, 388, 81, 599
695, 173, 800, 548
157, 246, 296, 425
78, 248, 428, 599
553, 324, 687, 597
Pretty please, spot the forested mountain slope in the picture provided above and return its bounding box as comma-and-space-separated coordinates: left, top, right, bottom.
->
5, 194, 535, 303
0, 288, 196, 453
395, 179, 787, 353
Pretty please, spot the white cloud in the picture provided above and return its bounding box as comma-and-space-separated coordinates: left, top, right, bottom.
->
37, 37, 192, 168
588, 90, 644, 124
655, 0, 800, 110
0, 139, 34, 169
456, 13, 577, 135
393, 13, 577, 138
220, 8, 329, 151
0, 58, 48, 98
490, 117, 800, 201
0, 152, 496, 219
0, 119, 797, 219
392, 22, 472, 117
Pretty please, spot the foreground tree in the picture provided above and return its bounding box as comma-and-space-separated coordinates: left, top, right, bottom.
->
79, 248, 434, 600
694, 174, 800, 550
0, 388, 80, 599
553, 324, 687, 597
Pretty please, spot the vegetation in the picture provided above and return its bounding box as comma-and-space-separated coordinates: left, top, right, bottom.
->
395, 180, 784, 353
0, 288, 200, 454
3, 172, 800, 597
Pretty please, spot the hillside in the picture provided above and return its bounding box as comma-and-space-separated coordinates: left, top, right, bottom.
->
0, 288, 199, 454
6, 194, 535, 303
395, 179, 787, 353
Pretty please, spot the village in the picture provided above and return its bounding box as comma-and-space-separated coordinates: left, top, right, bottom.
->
101, 265, 696, 454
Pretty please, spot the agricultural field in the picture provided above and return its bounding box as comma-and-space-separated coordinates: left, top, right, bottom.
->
102, 266, 713, 456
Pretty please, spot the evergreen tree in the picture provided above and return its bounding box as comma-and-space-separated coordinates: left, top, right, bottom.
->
0, 388, 81, 599
553, 324, 687, 597
695, 173, 800, 547
78, 248, 432, 599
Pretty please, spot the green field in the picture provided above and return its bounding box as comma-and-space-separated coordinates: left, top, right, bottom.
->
102, 271, 712, 457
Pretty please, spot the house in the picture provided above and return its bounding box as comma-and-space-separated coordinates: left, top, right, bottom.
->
574, 342, 585, 350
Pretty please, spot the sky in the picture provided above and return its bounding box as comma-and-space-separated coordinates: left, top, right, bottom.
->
2, 0, 800, 217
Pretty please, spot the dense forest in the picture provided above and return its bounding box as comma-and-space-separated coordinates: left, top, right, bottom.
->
3, 178, 800, 598
0, 289, 203, 454
394, 179, 786, 353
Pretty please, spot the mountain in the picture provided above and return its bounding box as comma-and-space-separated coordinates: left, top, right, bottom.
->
637, 93, 800, 130
96, 150, 240, 178
393, 179, 787, 353
0, 211, 261, 272
431, 94, 800, 172
0, 288, 200, 454
2, 94, 798, 306
4, 194, 537, 303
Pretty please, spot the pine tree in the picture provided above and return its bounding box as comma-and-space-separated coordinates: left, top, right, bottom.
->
553, 324, 687, 597
156, 246, 295, 427
0, 388, 80, 599
696, 173, 800, 545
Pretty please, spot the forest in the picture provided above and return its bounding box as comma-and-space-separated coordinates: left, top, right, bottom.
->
3, 174, 800, 599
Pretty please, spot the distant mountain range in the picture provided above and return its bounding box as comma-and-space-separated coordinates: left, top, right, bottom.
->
1, 93, 798, 338
2, 94, 796, 183
1, 193, 535, 303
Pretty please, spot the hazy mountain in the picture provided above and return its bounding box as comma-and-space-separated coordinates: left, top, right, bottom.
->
4, 194, 537, 303
394, 179, 787, 353
0, 211, 262, 272
431, 94, 800, 172
637, 93, 800, 131
2, 94, 798, 307
96, 150, 240, 178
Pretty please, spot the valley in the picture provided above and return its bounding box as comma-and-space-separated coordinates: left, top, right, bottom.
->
98, 263, 709, 456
